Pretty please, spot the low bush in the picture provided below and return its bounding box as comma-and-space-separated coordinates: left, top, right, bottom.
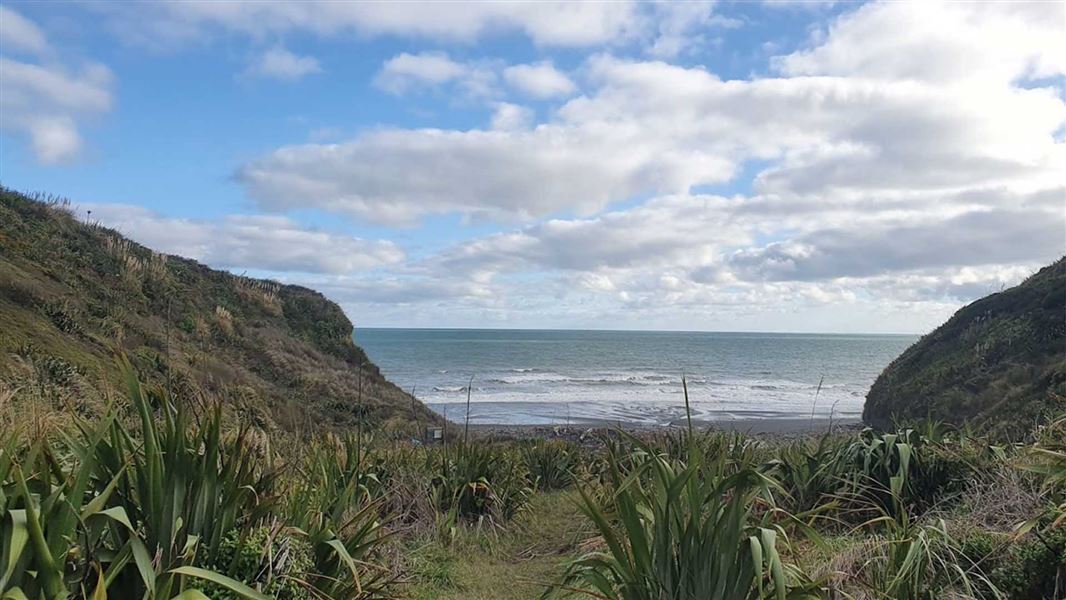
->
521, 439, 578, 491
0, 361, 396, 600
4, 354, 1064, 600
959, 525, 1066, 600
431, 442, 533, 522
553, 431, 812, 599
835, 427, 997, 518
205, 525, 315, 599
769, 434, 849, 515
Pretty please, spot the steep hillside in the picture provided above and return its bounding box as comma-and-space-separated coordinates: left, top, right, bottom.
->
864, 258, 1066, 434
0, 188, 439, 432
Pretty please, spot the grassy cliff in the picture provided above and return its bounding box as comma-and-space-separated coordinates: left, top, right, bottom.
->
0, 187, 438, 432
864, 257, 1066, 434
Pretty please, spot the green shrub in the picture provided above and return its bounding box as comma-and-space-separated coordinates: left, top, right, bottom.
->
0, 361, 396, 600
0, 372, 274, 600
406, 543, 459, 590
769, 434, 848, 515
522, 439, 578, 491
837, 474, 1002, 600
40, 300, 81, 334
178, 315, 198, 335
432, 442, 532, 522
910, 437, 988, 505
281, 434, 396, 599
552, 431, 810, 600
834, 428, 923, 520
205, 526, 315, 599
1025, 414, 1066, 528
861, 518, 999, 600
837, 427, 991, 517
961, 526, 1066, 600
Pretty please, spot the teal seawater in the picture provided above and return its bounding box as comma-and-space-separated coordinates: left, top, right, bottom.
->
355, 329, 916, 426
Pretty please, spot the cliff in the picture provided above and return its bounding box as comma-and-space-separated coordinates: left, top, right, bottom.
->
864, 258, 1065, 435
0, 188, 439, 432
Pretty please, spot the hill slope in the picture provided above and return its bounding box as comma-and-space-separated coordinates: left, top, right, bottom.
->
864, 258, 1066, 434
0, 188, 439, 432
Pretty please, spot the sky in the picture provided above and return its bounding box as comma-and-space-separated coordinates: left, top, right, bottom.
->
1, 1, 1063, 334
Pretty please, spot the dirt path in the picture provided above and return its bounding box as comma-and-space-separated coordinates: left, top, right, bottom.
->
405, 491, 594, 599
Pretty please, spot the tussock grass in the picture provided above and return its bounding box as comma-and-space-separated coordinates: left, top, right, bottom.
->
552, 433, 810, 600
3, 360, 1064, 599
1, 361, 393, 599
1, 186, 441, 435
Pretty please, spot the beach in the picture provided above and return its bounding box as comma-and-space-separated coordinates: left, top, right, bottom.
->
466, 416, 863, 442
357, 328, 914, 427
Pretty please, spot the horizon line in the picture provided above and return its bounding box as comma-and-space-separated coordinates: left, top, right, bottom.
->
353, 326, 922, 336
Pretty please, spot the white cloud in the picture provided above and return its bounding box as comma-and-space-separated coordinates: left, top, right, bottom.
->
728, 201, 1065, 282
26, 117, 82, 163
0, 58, 111, 113
80, 204, 404, 275
852, 265, 1044, 305
375, 54, 576, 103
374, 52, 497, 98
502, 62, 576, 98
13, 0, 1063, 331
430, 195, 746, 275
0, 6, 48, 54
315, 275, 493, 305
287, 177, 1049, 327
244, 46, 322, 81
646, 1, 740, 59
774, 1, 1065, 84
96, 1, 646, 48
414, 187, 1062, 300
0, 48, 114, 164
375, 52, 467, 94
490, 103, 534, 131
236, 118, 735, 225
87, 1, 749, 61
238, 45, 1064, 225
230, 0, 1066, 331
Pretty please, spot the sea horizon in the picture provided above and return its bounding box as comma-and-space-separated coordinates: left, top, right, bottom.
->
357, 325, 923, 337
355, 328, 918, 426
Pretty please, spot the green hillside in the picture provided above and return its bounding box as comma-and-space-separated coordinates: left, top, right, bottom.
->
0, 187, 438, 432
864, 257, 1066, 435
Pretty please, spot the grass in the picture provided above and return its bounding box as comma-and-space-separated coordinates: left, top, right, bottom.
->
864, 256, 1065, 436
407, 491, 590, 600
0, 186, 440, 434
3, 358, 1065, 599
556, 433, 803, 600
1, 362, 391, 600
4, 187, 1066, 599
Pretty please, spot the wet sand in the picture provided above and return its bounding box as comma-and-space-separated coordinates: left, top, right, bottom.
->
466, 416, 862, 443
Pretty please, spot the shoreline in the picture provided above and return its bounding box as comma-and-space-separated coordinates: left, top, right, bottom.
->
427, 399, 865, 429
465, 416, 863, 442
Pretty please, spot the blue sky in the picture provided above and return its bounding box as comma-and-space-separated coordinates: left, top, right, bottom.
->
2, 1, 1063, 333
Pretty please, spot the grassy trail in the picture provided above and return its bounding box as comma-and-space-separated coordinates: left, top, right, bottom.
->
407, 491, 594, 599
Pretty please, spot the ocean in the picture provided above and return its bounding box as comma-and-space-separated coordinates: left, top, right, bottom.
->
354, 328, 917, 426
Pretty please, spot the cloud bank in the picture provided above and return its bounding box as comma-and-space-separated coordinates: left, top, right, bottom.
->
12, 0, 1065, 332
0, 7, 113, 163
230, 1, 1065, 330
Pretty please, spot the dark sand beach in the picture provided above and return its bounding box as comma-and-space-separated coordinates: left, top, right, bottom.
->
467, 416, 861, 443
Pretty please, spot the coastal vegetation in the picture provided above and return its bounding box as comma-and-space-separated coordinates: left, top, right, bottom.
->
3, 362, 1064, 598
864, 257, 1065, 436
0, 188, 437, 434
2, 192, 1064, 598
